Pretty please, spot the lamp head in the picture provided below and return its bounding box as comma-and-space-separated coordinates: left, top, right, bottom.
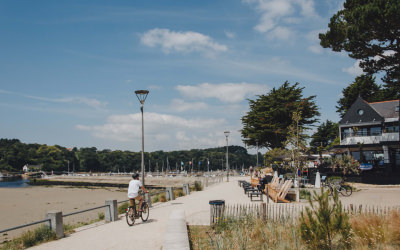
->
135, 90, 149, 105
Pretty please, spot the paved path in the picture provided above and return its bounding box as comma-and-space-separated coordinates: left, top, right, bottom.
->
31, 177, 256, 250
30, 178, 400, 250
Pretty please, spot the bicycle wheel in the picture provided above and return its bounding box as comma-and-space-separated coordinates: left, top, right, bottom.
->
326, 185, 333, 196
140, 202, 149, 222
341, 185, 352, 196
126, 206, 135, 226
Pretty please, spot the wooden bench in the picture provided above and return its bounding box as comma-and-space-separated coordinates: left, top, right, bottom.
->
265, 180, 293, 203
249, 191, 263, 201
250, 177, 259, 187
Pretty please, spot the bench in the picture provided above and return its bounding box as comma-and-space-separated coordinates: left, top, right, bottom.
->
265, 180, 293, 203
249, 191, 263, 201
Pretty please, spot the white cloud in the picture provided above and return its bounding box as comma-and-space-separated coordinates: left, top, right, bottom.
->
76, 112, 228, 149
224, 30, 236, 39
342, 60, 363, 76
176, 82, 268, 103
308, 45, 323, 54
140, 28, 228, 56
267, 26, 294, 41
0, 89, 107, 109
244, 0, 317, 39
306, 29, 326, 54
170, 99, 208, 112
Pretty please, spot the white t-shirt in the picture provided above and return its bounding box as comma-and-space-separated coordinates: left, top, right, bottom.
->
128, 179, 142, 198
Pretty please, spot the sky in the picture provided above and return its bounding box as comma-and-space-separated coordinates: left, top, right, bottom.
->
0, 0, 367, 153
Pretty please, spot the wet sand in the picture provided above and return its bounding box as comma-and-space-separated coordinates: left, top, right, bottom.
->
0, 186, 127, 241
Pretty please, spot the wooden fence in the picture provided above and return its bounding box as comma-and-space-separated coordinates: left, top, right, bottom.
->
221, 203, 400, 222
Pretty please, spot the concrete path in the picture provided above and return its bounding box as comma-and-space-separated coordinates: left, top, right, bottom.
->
31, 177, 256, 250
30, 178, 400, 250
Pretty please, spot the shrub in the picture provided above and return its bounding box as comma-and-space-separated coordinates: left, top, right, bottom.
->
151, 195, 160, 203
350, 210, 400, 248
299, 188, 352, 249
194, 181, 203, 191
160, 194, 167, 202
174, 189, 185, 198
299, 189, 311, 200
189, 215, 301, 249
118, 202, 130, 214
98, 212, 105, 220
21, 225, 57, 248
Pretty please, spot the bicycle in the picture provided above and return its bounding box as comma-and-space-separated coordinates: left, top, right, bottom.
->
126, 194, 150, 226
326, 180, 353, 197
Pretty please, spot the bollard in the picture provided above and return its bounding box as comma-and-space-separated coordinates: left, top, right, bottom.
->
315, 171, 321, 188
145, 193, 152, 207
46, 211, 64, 238
105, 199, 118, 222
183, 183, 190, 195
166, 187, 175, 201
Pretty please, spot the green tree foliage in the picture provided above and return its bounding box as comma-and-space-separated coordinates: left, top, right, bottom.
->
319, 0, 400, 92
310, 120, 339, 154
264, 147, 289, 167
284, 111, 309, 172
0, 138, 257, 173
241, 82, 320, 149
299, 189, 352, 249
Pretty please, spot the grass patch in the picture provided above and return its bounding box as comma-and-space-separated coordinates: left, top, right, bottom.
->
173, 189, 185, 198
1, 225, 56, 250
189, 216, 301, 250
299, 189, 311, 200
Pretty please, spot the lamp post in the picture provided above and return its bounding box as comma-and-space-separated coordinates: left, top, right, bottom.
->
256, 140, 259, 167
135, 90, 149, 185
224, 131, 230, 182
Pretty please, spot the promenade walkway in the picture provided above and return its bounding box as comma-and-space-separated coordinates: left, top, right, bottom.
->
31, 177, 258, 250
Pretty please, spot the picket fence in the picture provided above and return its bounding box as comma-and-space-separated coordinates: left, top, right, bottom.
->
221, 203, 400, 222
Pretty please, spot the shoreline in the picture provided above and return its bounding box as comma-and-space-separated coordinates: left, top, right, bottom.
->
0, 185, 128, 242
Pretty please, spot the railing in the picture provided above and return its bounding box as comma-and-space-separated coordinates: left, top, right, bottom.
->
0, 176, 223, 241
0, 219, 50, 234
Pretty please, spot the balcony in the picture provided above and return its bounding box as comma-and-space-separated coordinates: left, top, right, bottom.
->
340, 132, 399, 146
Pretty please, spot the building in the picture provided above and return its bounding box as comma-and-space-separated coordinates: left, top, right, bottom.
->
334, 96, 399, 171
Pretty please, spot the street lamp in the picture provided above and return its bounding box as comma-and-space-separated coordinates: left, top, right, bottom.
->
135, 89, 149, 185
256, 140, 259, 167
224, 131, 230, 182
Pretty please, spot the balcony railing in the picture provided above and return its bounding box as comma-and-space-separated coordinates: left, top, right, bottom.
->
340, 132, 399, 146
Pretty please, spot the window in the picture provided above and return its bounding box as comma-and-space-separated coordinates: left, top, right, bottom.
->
396, 106, 399, 112
370, 127, 382, 136
358, 109, 364, 115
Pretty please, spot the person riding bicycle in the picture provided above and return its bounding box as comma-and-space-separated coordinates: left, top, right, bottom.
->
128, 173, 148, 213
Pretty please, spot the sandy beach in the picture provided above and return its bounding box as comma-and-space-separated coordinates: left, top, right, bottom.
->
0, 185, 128, 242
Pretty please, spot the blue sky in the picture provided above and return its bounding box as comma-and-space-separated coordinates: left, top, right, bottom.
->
0, 0, 366, 153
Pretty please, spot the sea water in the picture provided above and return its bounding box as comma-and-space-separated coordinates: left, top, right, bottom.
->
0, 178, 30, 188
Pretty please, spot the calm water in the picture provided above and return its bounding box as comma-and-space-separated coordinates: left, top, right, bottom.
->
0, 178, 30, 188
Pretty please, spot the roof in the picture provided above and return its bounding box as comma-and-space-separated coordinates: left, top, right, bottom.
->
339, 97, 399, 125
369, 100, 399, 119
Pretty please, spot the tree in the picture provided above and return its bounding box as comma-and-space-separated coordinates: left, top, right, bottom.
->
336, 75, 383, 117
310, 120, 339, 154
284, 111, 309, 173
241, 81, 320, 149
300, 189, 352, 249
264, 148, 288, 167
319, 0, 400, 91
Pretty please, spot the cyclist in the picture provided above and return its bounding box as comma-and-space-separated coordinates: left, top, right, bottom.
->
128, 173, 148, 212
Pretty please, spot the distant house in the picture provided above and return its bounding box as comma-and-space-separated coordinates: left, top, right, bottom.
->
333, 97, 399, 171
23, 164, 29, 173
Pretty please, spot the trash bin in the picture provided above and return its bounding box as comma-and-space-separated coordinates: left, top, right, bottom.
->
209, 200, 225, 225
